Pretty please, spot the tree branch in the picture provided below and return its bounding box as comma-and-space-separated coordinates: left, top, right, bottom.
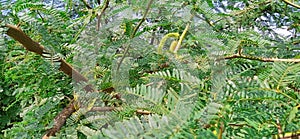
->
6, 24, 123, 138
231, 0, 272, 16
218, 54, 300, 63
89, 106, 115, 112
117, 0, 154, 72
131, 0, 154, 38
81, 0, 93, 9
43, 102, 76, 139
5, 24, 95, 138
6, 24, 92, 84
96, 0, 110, 31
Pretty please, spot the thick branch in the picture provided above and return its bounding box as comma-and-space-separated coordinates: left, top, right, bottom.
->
6, 24, 45, 55
218, 54, 300, 63
5, 24, 94, 138
6, 24, 91, 84
6, 24, 122, 138
43, 102, 76, 139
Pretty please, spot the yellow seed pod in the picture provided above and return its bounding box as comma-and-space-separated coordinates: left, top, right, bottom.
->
169, 40, 178, 52
157, 33, 180, 54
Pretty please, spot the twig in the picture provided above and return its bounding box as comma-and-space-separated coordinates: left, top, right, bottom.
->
89, 106, 115, 112
218, 54, 300, 63
149, 9, 162, 45
81, 0, 92, 9
131, 0, 154, 38
231, 0, 272, 16
116, 0, 154, 72
276, 118, 283, 135
36, 10, 45, 23
195, 9, 215, 28
96, 0, 110, 31
276, 132, 300, 139
136, 109, 151, 115
218, 122, 224, 139
228, 123, 248, 127
282, 0, 300, 9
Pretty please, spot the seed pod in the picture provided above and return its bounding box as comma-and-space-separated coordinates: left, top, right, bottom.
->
157, 33, 179, 54
169, 40, 178, 52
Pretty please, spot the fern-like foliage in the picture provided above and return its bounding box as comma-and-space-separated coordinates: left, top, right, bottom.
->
216, 62, 300, 138
2, 0, 300, 138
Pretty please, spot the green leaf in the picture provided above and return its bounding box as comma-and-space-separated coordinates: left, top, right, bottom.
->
288, 106, 298, 124
205, 0, 214, 8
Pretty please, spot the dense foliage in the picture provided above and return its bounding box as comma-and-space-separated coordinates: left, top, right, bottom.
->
1, 0, 299, 138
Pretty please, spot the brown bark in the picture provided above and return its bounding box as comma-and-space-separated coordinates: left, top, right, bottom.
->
90, 106, 115, 112
6, 24, 91, 85
43, 103, 76, 139
5, 24, 95, 138
6, 24, 44, 55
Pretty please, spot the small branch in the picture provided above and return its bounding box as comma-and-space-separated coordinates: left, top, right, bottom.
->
195, 10, 215, 28
131, 0, 154, 38
228, 123, 248, 127
6, 24, 123, 138
231, 0, 272, 16
36, 10, 45, 23
81, 0, 92, 9
89, 106, 115, 112
276, 118, 283, 135
282, 0, 300, 9
150, 31, 155, 45
96, 0, 110, 31
6, 24, 44, 55
218, 54, 300, 63
218, 122, 224, 139
117, 0, 154, 72
276, 132, 300, 139
136, 109, 151, 115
